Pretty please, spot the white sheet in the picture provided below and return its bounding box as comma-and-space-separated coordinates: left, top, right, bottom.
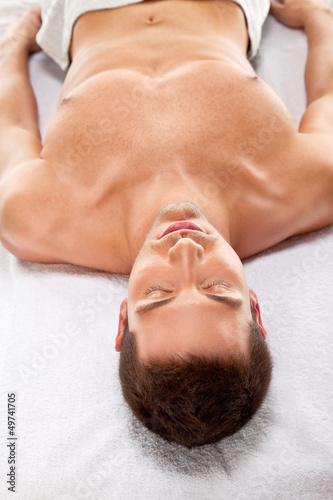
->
0, 1, 333, 499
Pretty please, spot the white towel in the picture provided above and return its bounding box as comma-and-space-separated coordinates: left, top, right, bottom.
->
0, 1, 333, 499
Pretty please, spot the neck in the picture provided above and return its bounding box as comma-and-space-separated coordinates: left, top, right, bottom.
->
123, 184, 234, 267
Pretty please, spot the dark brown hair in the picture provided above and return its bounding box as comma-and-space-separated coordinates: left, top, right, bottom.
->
119, 307, 272, 448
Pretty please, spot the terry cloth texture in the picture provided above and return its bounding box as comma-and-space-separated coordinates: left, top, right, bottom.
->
1, 2, 333, 499
36, 0, 270, 70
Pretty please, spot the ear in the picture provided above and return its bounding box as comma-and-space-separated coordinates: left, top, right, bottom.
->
249, 288, 267, 339
115, 298, 128, 352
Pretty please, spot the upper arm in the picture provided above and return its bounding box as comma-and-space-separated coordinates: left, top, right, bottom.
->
0, 125, 52, 261
297, 93, 333, 226
0, 125, 42, 180
298, 90, 333, 135
289, 132, 333, 233
0, 159, 68, 263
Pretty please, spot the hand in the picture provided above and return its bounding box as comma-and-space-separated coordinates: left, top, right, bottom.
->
1, 9, 42, 55
270, 0, 331, 28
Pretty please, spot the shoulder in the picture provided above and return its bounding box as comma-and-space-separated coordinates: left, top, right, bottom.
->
291, 133, 333, 195
236, 132, 333, 257
0, 158, 73, 263
0, 158, 130, 272
283, 133, 333, 233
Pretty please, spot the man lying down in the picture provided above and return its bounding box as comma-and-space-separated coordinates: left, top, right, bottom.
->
0, 0, 333, 448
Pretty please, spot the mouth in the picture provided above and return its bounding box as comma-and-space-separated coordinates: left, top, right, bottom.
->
160, 221, 205, 239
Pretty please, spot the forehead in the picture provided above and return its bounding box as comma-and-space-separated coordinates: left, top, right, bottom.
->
130, 300, 251, 361
132, 298, 248, 331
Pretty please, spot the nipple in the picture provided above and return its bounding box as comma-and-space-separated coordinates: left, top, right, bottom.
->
59, 96, 73, 107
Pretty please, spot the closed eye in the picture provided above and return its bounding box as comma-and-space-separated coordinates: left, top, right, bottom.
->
144, 286, 172, 296
204, 280, 231, 289
136, 294, 243, 314
144, 281, 231, 297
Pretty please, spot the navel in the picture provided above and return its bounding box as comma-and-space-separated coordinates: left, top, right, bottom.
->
146, 15, 160, 24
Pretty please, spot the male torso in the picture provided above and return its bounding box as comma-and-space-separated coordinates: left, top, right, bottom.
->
3, 0, 332, 272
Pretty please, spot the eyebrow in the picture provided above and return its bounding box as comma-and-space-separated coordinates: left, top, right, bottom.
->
136, 297, 176, 314
135, 294, 243, 315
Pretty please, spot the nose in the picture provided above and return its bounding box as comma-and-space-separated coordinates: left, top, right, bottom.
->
168, 238, 204, 280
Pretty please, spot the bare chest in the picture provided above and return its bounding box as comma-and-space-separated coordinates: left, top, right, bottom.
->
40, 61, 311, 268
42, 61, 295, 197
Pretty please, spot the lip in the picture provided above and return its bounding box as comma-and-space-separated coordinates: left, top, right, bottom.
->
160, 221, 205, 239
